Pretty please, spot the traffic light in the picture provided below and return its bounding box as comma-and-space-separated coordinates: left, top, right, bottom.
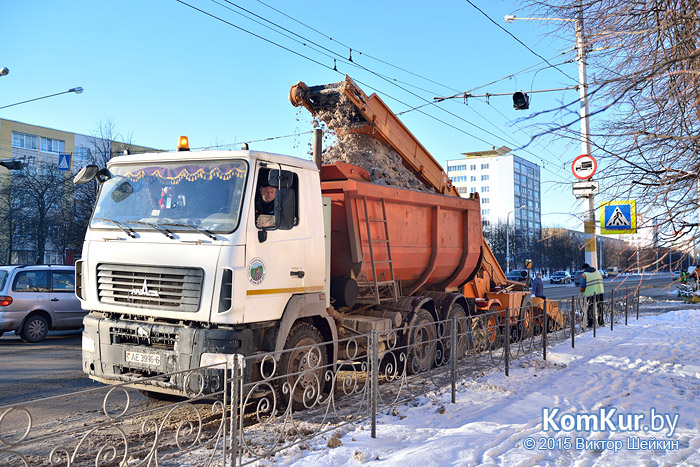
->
0, 160, 21, 170
513, 91, 530, 110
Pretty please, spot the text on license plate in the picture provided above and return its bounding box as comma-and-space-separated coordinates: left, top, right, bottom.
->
125, 351, 161, 366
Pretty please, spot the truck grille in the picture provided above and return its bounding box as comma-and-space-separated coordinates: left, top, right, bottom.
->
110, 325, 178, 350
97, 263, 204, 312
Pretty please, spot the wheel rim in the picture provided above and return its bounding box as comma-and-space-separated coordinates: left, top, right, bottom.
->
28, 318, 46, 339
287, 338, 322, 402
485, 315, 498, 346
409, 317, 436, 371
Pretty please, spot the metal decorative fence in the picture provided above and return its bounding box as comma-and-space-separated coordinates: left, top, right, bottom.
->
0, 289, 641, 466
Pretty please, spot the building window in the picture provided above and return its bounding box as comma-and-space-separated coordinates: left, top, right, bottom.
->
74, 146, 92, 173
481, 175, 489, 181
470, 176, 476, 182
481, 163, 489, 169
482, 198, 489, 204
481, 186, 489, 192
470, 164, 476, 170
12, 132, 38, 150
470, 187, 477, 193
482, 209, 490, 215
527, 167, 534, 175
40, 137, 65, 154
482, 220, 490, 227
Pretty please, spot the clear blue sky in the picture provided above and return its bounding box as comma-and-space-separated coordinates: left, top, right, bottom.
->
2, 0, 591, 229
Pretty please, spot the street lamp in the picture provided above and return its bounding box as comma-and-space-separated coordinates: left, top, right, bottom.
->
0, 86, 84, 110
0, 67, 8, 77
506, 205, 526, 272
505, 11, 598, 270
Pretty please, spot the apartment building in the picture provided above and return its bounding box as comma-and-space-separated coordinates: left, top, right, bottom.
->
446, 146, 541, 235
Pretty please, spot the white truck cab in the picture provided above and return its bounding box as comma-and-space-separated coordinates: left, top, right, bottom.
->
78, 148, 334, 396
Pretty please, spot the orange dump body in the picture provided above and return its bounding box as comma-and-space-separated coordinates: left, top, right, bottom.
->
321, 163, 483, 294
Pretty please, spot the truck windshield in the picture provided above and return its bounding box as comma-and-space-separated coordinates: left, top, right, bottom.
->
90, 160, 248, 234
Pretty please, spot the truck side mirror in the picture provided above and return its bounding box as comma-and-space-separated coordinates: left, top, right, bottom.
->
258, 230, 267, 243
74, 165, 99, 185
267, 169, 294, 189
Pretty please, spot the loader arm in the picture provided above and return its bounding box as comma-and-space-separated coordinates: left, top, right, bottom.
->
290, 76, 458, 196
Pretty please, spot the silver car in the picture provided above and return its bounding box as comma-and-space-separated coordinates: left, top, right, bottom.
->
0, 265, 84, 342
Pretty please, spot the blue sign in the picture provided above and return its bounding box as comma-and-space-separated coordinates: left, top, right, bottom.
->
600, 200, 637, 235
58, 154, 71, 171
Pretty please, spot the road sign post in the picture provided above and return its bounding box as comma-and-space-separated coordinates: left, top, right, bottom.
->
572, 154, 598, 269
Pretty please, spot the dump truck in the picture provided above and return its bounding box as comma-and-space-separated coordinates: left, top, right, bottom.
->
77, 76, 558, 403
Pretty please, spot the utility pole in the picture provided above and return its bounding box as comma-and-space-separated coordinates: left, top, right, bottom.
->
576, 8, 598, 270
503, 8, 598, 268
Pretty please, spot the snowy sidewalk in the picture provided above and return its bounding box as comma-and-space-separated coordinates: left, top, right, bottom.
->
270, 309, 700, 466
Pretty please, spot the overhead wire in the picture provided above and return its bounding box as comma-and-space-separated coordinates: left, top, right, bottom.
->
175, 0, 576, 182
251, 0, 463, 94
463, 0, 579, 84
175, 0, 496, 144
213, 0, 450, 96
201, 0, 578, 154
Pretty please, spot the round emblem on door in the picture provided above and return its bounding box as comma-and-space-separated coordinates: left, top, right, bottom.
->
248, 258, 266, 286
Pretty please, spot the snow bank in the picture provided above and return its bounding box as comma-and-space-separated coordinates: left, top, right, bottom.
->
268, 309, 700, 466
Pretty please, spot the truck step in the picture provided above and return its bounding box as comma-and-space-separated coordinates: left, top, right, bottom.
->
342, 315, 393, 334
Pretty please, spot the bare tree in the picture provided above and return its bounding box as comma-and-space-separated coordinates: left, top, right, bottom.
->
518, 0, 700, 247
12, 164, 73, 264
0, 173, 14, 263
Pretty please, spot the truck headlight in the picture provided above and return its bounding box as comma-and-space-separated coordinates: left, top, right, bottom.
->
82, 335, 95, 353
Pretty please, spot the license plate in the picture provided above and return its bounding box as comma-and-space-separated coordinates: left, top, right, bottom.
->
125, 351, 161, 366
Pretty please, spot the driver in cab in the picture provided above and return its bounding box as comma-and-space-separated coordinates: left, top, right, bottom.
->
255, 181, 277, 228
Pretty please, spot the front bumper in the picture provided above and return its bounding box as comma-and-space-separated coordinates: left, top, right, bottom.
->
82, 314, 253, 396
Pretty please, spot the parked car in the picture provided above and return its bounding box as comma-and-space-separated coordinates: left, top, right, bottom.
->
0, 265, 83, 343
605, 268, 619, 278
672, 270, 681, 280
506, 270, 522, 281
572, 270, 585, 287
506, 270, 532, 287
550, 270, 572, 284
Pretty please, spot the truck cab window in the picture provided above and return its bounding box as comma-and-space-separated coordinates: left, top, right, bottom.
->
255, 167, 298, 230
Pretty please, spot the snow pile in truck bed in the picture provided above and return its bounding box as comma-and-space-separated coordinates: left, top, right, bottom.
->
315, 89, 433, 192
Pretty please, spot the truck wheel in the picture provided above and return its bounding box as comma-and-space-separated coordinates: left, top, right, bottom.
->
446, 303, 468, 360
405, 310, 437, 374
20, 315, 48, 343
276, 322, 328, 412
520, 296, 535, 339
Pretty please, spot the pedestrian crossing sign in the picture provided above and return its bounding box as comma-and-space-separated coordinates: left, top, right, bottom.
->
600, 200, 637, 235
58, 154, 71, 171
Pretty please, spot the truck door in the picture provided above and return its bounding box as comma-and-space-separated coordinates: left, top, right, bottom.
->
245, 164, 310, 323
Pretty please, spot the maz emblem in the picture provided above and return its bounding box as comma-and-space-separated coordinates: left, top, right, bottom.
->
129, 279, 160, 298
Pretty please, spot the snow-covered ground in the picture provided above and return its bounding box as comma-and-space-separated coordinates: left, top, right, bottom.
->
257, 308, 700, 466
